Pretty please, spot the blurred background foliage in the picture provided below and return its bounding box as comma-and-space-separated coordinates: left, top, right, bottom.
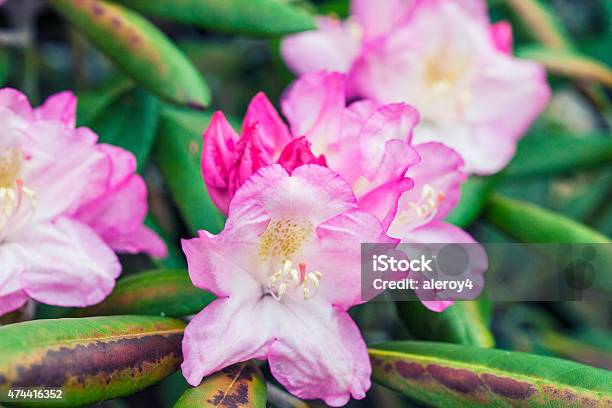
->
0, 0, 611, 407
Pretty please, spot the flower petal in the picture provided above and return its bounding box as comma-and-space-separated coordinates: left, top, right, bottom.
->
277, 136, 326, 173
311, 209, 392, 309
243, 92, 292, 158
230, 164, 357, 227
0, 88, 33, 121
18, 217, 121, 307
21, 121, 110, 221
281, 72, 346, 154
34, 91, 77, 128
181, 296, 277, 386
202, 111, 240, 214
406, 142, 465, 220
0, 243, 28, 316
182, 203, 270, 297
281, 17, 361, 76
268, 301, 370, 406
351, 0, 410, 40
358, 103, 419, 178
490, 20, 513, 54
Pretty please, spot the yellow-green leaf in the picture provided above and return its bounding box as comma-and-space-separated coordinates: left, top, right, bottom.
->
370, 341, 612, 408
518, 46, 612, 87
50, 0, 210, 107
0, 316, 185, 407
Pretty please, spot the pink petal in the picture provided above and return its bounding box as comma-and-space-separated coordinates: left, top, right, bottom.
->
0, 243, 29, 316
182, 203, 270, 297
268, 302, 370, 406
311, 209, 393, 309
35, 91, 77, 128
74, 176, 165, 257
0, 88, 33, 121
281, 17, 361, 76
281, 71, 346, 154
398, 221, 487, 311
227, 123, 273, 201
277, 136, 326, 173
202, 111, 240, 214
181, 297, 277, 386
490, 21, 513, 54
19, 218, 121, 307
21, 121, 110, 221
351, 0, 411, 40
243, 92, 292, 158
460, 55, 550, 174
404, 142, 466, 221
358, 103, 419, 178
230, 164, 357, 227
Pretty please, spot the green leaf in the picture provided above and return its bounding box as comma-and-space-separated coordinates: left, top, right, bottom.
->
0, 48, 9, 86
88, 87, 160, 171
76, 76, 133, 126
370, 341, 612, 408
50, 0, 210, 107
112, 0, 315, 36
154, 106, 225, 235
174, 361, 267, 408
446, 176, 498, 228
486, 194, 610, 244
0, 316, 185, 407
517, 47, 612, 87
396, 301, 495, 348
70, 269, 214, 318
504, 133, 612, 178
485, 194, 612, 293
505, 0, 572, 49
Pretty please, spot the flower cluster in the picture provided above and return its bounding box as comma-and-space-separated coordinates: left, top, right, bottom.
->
0, 89, 166, 316
181, 0, 550, 405
282, 0, 551, 174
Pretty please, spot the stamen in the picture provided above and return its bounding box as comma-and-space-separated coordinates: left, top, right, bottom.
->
264, 259, 323, 301
398, 184, 446, 227
0, 181, 36, 242
0, 145, 23, 188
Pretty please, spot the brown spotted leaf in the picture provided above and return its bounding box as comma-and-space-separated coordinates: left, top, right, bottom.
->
0, 316, 185, 407
174, 361, 266, 408
370, 341, 612, 407
50, 0, 210, 107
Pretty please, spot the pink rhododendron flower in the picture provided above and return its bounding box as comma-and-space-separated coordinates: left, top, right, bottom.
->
281, 0, 551, 174
202, 71, 485, 312
0, 88, 166, 316
182, 164, 391, 406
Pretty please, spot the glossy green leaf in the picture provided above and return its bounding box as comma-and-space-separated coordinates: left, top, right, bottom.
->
0, 316, 185, 407
504, 133, 612, 178
506, 0, 572, 49
71, 269, 214, 318
486, 194, 610, 244
485, 194, 612, 292
396, 301, 495, 348
174, 361, 266, 408
370, 341, 612, 407
518, 47, 612, 87
446, 177, 498, 228
113, 0, 315, 36
154, 107, 225, 235
50, 0, 210, 107
89, 87, 160, 171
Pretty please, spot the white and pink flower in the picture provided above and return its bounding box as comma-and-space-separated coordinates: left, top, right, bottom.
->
182, 164, 390, 406
281, 0, 551, 174
0, 88, 166, 316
